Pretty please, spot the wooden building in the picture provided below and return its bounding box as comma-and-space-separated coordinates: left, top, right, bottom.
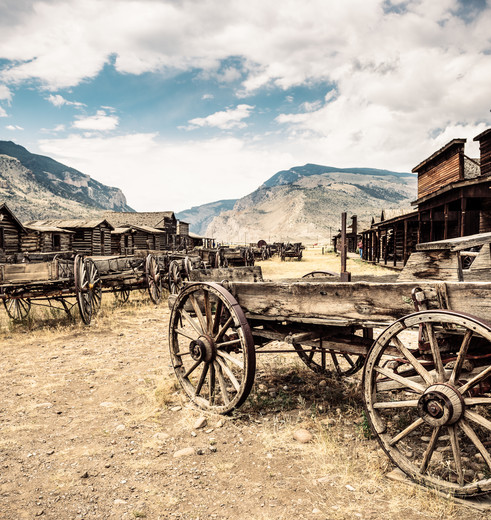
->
361, 128, 491, 267
24, 219, 114, 255
103, 211, 177, 248
22, 223, 74, 253
111, 224, 166, 255
176, 221, 190, 249
0, 203, 25, 261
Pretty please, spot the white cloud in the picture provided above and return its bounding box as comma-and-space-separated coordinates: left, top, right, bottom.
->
46, 94, 85, 108
72, 110, 119, 131
0, 107, 7, 118
5, 124, 23, 130
0, 84, 12, 102
38, 132, 295, 211
201, 94, 214, 100
186, 104, 254, 130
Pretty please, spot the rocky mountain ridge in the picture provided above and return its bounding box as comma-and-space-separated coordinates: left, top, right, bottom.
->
205, 164, 417, 244
0, 141, 133, 221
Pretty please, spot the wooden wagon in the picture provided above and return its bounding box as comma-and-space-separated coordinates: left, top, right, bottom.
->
89, 253, 163, 305
0, 254, 101, 324
167, 252, 491, 497
280, 242, 304, 261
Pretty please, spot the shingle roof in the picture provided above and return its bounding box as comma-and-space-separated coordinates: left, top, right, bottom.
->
102, 211, 175, 228
24, 218, 114, 230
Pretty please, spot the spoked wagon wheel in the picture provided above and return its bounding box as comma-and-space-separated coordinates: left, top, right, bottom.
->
168, 260, 186, 295
146, 254, 162, 304
3, 296, 31, 321
294, 328, 369, 377
75, 255, 101, 325
169, 282, 256, 414
363, 310, 491, 497
114, 286, 130, 303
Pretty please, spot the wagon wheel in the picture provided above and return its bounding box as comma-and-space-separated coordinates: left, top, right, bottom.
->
169, 282, 256, 414
75, 255, 101, 325
114, 287, 130, 304
363, 310, 491, 497
3, 296, 31, 321
168, 260, 187, 295
293, 329, 368, 377
302, 270, 338, 279
146, 254, 162, 304
85, 258, 102, 313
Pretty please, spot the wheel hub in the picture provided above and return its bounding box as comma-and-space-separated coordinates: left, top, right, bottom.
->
189, 335, 216, 363
417, 383, 464, 426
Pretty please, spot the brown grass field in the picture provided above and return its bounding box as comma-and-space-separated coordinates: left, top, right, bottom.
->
0, 248, 488, 519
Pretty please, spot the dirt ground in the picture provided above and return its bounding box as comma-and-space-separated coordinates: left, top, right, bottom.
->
0, 250, 489, 519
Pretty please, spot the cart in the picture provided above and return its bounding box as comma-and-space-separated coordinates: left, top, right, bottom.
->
90, 253, 163, 304
0, 254, 101, 324
168, 262, 491, 497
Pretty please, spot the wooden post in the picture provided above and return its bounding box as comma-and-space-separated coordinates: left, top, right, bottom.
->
340, 212, 351, 281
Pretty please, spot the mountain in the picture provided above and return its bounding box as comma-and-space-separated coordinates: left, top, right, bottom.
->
205, 164, 417, 244
0, 141, 133, 220
176, 199, 237, 236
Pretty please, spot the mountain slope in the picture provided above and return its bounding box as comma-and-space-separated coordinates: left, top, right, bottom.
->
206, 164, 417, 244
0, 141, 133, 220
176, 199, 237, 236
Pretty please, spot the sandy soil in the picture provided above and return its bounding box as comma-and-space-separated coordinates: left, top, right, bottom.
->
0, 251, 488, 519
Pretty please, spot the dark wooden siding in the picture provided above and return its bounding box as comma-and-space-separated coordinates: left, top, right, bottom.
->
477, 133, 491, 178
0, 207, 22, 255
418, 151, 461, 199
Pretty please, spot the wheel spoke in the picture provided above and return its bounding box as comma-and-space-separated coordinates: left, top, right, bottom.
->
215, 356, 240, 392
464, 409, 491, 432
424, 322, 445, 383
208, 362, 216, 405
388, 417, 424, 446
329, 351, 340, 373
215, 361, 230, 405
342, 353, 355, 367
392, 335, 433, 386
216, 338, 242, 349
203, 291, 213, 334
194, 362, 209, 397
448, 425, 464, 486
459, 418, 491, 471
183, 360, 201, 379
215, 316, 234, 343
373, 399, 419, 409
374, 366, 426, 394
419, 426, 442, 474
175, 327, 198, 341
449, 329, 473, 385
189, 294, 207, 333
459, 365, 491, 395
181, 308, 203, 335
217, 350, 244, 369
212, 300, 223, 336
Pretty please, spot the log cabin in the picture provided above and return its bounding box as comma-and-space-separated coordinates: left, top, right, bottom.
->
24, 219, 114, 256
0, 203, 25, 261
22, 223, 74, 254
111, 224, 166, 254
103, 211, 177, 249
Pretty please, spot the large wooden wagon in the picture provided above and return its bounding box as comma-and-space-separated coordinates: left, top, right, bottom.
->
0, 254, 101, 324
168, 258, 491, 497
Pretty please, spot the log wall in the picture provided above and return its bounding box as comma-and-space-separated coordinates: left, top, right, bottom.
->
417, 150, 462, 199
0, 207, 22, 256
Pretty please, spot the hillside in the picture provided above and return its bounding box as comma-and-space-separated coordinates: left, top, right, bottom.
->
176, 199, 237, 236
206, 164, 417, 243
0, 141, 133, 220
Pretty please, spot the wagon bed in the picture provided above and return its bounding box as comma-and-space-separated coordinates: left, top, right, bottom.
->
168, 267, 491, 498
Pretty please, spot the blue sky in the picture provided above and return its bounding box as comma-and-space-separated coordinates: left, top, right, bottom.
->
0, 0, 490, 212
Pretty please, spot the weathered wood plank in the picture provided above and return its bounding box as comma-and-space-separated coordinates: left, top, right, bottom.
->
417, 232, 491, 252
226, 281, 491, 324
190, 266, 263, 283
397, 251, 462, 281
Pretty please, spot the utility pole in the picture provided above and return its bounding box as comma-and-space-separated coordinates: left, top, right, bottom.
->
340, 212, 351, 282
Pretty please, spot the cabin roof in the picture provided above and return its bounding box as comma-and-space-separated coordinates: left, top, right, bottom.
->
103, 211, 176, 228
25, 218, 114, 230
24, 224, 75, 234
111, 224, 165, 235
473, 128, 491, 142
